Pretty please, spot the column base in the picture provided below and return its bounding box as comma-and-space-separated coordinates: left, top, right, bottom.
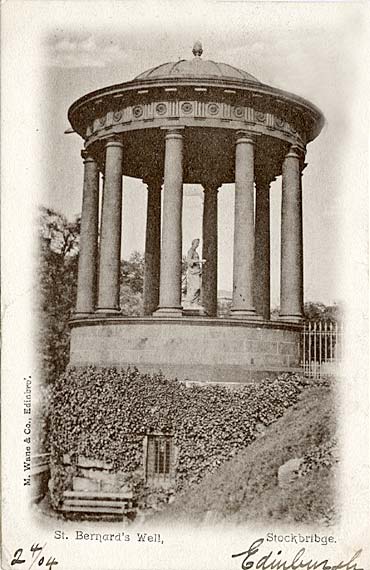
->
72, 310, 95, 319
153, 307, 183, 318
230, 309, 263, 320
279, 314, 304, 324
95, 307, 121, 315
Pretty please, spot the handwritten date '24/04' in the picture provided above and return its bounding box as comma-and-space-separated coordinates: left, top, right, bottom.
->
11, 543, 58, 569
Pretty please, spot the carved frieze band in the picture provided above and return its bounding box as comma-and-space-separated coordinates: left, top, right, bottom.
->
86, 100, 302, 141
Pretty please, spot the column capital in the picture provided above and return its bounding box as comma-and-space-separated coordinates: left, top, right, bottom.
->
81, 149, 96, 163
284, 144, 306, 173
285, 143, 306, 160
235, 130, 256, 145
161, 126, 185, 139
104, 136, 124, 149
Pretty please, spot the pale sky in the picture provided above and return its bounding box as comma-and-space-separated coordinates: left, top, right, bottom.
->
37, 1, 366, 306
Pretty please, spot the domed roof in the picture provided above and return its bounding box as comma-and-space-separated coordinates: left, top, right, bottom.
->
134, 41, 260, 84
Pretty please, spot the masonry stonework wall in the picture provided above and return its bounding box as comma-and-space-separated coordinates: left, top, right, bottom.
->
70, 318, 302, 383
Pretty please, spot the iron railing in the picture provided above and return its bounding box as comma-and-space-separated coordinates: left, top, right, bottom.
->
302, 321, 343, 378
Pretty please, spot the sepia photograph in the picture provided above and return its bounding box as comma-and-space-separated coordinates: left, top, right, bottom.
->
2, 2, 369, 569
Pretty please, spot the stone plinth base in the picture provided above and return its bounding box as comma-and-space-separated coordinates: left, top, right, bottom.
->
69, 316, 303, 384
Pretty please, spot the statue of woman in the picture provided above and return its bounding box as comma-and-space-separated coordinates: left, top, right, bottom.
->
185, 238, 206, 306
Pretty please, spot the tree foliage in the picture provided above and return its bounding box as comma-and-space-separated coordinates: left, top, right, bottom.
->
38, 208, 80, 384
303, 301, 342, 323
38, 207, 145, 384
120, 251, 144, 295
39, 207, 80, 257
120, 251, 144, 315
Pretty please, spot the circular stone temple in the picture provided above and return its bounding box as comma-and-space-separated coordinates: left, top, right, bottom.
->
68, 42, 324, 383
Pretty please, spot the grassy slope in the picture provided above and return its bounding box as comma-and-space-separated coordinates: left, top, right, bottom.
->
158, 382, 338, 525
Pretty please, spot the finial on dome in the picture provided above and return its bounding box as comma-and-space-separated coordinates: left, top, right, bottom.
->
192, 41, 203, 58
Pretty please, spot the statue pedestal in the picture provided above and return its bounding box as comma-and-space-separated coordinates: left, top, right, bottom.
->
182, 307, 206, 317
182, 297, 206, 316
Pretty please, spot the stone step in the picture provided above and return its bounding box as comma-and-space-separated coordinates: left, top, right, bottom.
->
61, 505, 134, 514
64, 490, 133, 500
64, 499, 133, 508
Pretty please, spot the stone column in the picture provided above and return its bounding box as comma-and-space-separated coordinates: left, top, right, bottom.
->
154, 128, 184, 316
280, 145, 304, 322
143, 177, 162, 315
96, 137, 123, 313
75, 150, 99, 315
202, 180, 220, 317
254, 173, 271, 320
231, 132, 261, 319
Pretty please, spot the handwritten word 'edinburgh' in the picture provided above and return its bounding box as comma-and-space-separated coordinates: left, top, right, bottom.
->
232, 538, 363, 570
